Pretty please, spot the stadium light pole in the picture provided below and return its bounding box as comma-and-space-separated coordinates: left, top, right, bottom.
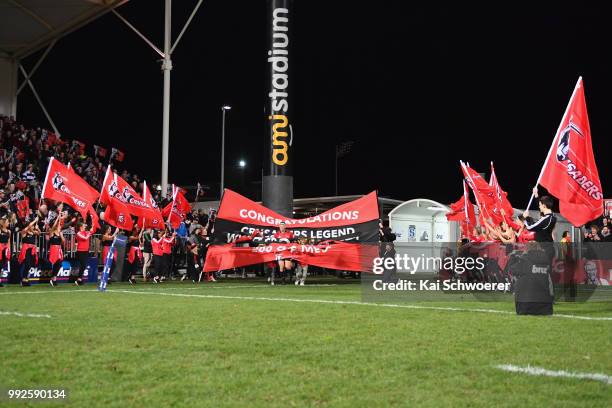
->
160, 0, 172, 198
110, 0, 205, 198
220, 105, 232, 199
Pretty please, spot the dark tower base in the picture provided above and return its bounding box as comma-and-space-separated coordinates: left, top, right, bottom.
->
263, 175, 293, 217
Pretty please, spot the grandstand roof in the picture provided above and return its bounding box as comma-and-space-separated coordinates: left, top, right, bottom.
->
0, 0, 129, 59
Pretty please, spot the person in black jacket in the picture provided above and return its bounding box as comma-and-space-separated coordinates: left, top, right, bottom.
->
522, 190, 557, 243
508, 242, 555, 315
379, 219, 396, 242
186, 243, 200, 283
381, 242, 397, 283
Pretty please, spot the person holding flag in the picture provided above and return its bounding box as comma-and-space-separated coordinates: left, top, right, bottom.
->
101, 225, 119, 283
75, 217, 97, 286
160, 229, 176, 281
48, 206, 66, 287
18, 216, 40, 286
526, 77, 604, 228
522, 190, 556, 244
151, 230, 165, 283
139, 228, 153, 281
0, 216, 11, 287
124, 226, 142, 284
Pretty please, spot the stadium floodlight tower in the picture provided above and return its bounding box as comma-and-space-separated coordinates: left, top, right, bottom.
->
220, 105, 232, 199
112, 0, 205, 197
263, 0, 294, 217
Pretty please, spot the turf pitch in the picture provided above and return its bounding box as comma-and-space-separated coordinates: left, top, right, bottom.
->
1, 280, 611, 407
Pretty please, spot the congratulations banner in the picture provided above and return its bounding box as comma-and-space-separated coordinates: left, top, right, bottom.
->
214, 189, 380, 243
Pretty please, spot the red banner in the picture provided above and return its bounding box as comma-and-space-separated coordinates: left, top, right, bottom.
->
214, 189, 380, 243
204, 241, 378, 272
539, 77, 603, 226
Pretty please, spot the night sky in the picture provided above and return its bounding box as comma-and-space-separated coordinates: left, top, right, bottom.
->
16, 1, 612, 206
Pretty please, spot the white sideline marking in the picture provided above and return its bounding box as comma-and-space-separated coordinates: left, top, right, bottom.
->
495, 364, 612, 385
134, 284, 337, 291
0, 310, 51, 319
0, 289, 98, 295
111, 290, 612, 321
2, 287, 611, 321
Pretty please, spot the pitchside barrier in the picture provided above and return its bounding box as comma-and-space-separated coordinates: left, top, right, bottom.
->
1, 230, 194, 285
10, 231, 104, 263
0, 231, 101, 284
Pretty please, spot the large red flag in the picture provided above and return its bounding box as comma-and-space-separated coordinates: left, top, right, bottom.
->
538, 77, 603, 226
41, 157, 100, 229
102, 168, 157, 220
67, 162, 99, 205
100, 166, 134, 231
140, 181, 165, 229
162, 184, 192, 229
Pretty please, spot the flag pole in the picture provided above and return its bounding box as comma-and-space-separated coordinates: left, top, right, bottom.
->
525, 76, 582, 210
96, 165, 112, 213
39, 156, 55, 208
462, 179, 471, 236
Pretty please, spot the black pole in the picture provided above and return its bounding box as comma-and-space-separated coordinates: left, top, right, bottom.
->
263, 0, 293, 217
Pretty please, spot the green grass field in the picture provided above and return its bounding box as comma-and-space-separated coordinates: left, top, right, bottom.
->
1, 280, 611, 407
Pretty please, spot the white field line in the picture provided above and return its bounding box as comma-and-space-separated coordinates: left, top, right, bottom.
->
495, 364, 612, 385
110, 289, 612, 321
0, 310, 51, 318
0, 284, 338, 294
0, 289, 98, 295
2, 287, 611, 322
130, 284, 338, 291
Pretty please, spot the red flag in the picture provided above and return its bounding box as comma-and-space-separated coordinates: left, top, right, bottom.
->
41, 157, 100, 229
489, 162, 514, 219
162, 184, 191, 229
94, 145, 108, 158
447, 180, 476, 238
67, 162, 99, 202
73, 140, 86, 155
139, 181, 165, 229
16, 196, 31, 220
111, 148, 125, 162
102, 168, 156, 220
538, 77, 604, 226
461, 162, 498, 223
100, 166, 134, 230
47, 132, 58, 146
